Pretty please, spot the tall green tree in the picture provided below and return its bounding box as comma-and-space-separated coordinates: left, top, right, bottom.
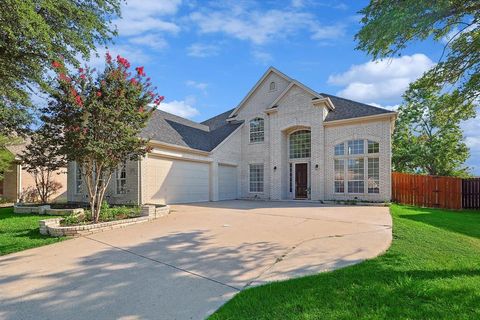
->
20, 127, 66, 203
43, 54, 163, 222
0, 136, 15, 181
393, 82, 475, 177
356, 0, 479, 104
0, 0, 122, 132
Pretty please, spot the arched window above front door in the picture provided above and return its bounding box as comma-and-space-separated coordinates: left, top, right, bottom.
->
289, 130, 311, 159
249, 118, 264, 143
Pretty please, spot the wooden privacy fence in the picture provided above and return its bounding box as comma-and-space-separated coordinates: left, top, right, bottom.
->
462, 178, 480, 209
391, 172, 462, 210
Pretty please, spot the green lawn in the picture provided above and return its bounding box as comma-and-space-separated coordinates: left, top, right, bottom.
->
0, 207, 66, 255
210, 205, 480, 319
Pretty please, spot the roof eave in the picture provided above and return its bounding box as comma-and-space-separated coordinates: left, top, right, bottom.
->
323, 112, 397, 126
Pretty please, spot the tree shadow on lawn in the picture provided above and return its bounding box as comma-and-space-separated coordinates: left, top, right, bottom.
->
216, 251, 480, 320
399, 206, 480, 239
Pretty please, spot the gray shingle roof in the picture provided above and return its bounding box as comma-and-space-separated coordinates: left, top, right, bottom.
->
141, 109, 243, 152
321, 93, 395, 122
141, 93, 393, 152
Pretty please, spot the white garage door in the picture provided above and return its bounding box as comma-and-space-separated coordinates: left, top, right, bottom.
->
146, 156, 210, 204
218, 165, 237, 200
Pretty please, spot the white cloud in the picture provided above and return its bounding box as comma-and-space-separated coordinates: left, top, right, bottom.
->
328, 53, 435, 102
311, 24, 346, 40
129, 34, 168, 50
441, 23, 477, 44
113, 0, 182, 52
187, 43, 220, 57
252, 50, 273, 64
190, 3, 344, 45
115, 18, 180, 37
466, 136, 480, 149
158, 97, 200, 119
186, 80, 208, 94
120, 0, 182, 18
368, 102, 400, 111
86, 45, 151, 70
291, 0, 304, 8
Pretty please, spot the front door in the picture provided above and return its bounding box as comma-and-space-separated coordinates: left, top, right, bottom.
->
295, 163, 308, 199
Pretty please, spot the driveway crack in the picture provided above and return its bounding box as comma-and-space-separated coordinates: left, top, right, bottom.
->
243, 226, 391, 288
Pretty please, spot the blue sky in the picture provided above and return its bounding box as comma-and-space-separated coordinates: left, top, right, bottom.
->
92, 0, 479, 174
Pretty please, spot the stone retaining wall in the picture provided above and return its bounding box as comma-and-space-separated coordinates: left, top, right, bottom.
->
39, 205, 170, 237
14, 204, 85, 216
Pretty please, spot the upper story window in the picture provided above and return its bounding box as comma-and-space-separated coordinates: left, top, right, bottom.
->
334, 143, 345, 156
368, 140, 379, 153
347, 139, 364, 155
269, 81, 276, 91
289, 130, 311, 159
249, 118, 264, 143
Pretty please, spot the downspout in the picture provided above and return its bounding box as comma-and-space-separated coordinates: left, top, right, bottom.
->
17, 163, 22, 202
138, 157, 142, 205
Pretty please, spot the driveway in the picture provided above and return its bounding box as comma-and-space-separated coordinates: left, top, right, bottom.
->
0, 201, 391, 320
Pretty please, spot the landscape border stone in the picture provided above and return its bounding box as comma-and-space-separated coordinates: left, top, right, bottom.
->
39, 205, 170, 237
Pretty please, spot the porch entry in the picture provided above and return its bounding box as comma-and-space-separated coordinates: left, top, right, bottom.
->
295, 163, 308, 199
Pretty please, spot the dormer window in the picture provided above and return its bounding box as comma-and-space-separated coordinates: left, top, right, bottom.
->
269, 81, 276, 91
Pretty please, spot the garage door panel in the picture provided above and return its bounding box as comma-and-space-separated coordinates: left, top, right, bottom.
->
147, 157, 210, 204
218, 165, 237, 200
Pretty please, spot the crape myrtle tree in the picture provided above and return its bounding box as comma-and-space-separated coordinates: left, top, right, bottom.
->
43, 53, 164, 223
20, 127, 66, 204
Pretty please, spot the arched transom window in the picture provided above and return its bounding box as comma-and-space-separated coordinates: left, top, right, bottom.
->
289, 130, 311, 159
249, 118, 264, 143
333, 139, 380, 194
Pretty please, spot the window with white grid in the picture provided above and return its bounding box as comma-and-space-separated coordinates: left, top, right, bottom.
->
334, 159, 345, 193
249, 164, 264, 193
347, 139, 364, 155
249, 118, 264, 143
289, 130, 311, 159
347, 158, 364, 193
116, 162, 127, 194
75, 163, 83, 194
334, 143, 345, 156
368, 158, 380, 193
368, 140, 379, 154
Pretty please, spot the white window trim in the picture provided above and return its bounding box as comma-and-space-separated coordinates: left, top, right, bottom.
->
248, 163, 264, 193
74, 162, 83, 195
269, 81, 277, 92
249, 117, 265, 144
288, 129, 311, 160
333, 139, 381, 195
115, 162, 127, 195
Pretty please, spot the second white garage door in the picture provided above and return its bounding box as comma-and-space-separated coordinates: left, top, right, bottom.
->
218, 164, 237, 200
146, 156, 210, 204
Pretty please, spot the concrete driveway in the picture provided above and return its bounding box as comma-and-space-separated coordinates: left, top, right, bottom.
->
0, 200, 391, 320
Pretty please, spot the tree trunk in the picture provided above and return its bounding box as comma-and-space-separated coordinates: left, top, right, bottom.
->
83, 162, 112, 224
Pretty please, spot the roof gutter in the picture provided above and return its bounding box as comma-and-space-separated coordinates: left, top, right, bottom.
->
148, 139, 211, 156
323, 112, 397, 127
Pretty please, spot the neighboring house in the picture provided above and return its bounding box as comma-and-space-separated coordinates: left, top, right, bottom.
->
67, 67, 396, 205
0, 139, 67, 202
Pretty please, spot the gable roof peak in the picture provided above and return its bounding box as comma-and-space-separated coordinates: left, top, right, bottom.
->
228, 67, 297, 118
